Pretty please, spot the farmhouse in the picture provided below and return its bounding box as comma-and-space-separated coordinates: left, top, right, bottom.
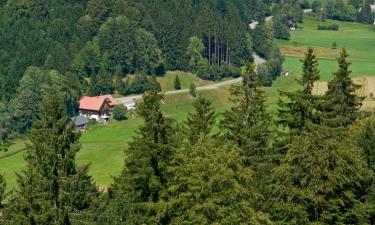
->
79, 95, 115, 121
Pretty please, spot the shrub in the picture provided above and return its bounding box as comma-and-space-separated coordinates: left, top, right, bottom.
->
189, 83, 197, 98
113, 105, 128, 121
317, 24, 339, 30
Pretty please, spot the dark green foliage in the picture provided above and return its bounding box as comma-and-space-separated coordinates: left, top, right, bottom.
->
3, 91, 98, 224
273, 14, 291, 40
357, 3, 374, 24
174, 75, 181, 90
317, 49, 363, 127
168, 138, 272, 225
98, 15, 163, 75
271, 125, 373, 224
98, 91, 178, 224
221, 63, 270, 156
325, 0, 357, 22
358, 122, 375, 170
317, 24, 339, 30
189, 83, 197, 97
113, 105, 128, 121
10, 67, 79, 134
185, 97, 216, 145
0, 172, 5, 208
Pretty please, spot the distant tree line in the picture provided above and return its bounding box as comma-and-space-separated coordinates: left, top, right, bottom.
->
2, 48, 375, 224
310, 0, 374, 24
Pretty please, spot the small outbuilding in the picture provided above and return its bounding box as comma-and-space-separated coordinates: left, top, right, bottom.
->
70, 115, 89, 131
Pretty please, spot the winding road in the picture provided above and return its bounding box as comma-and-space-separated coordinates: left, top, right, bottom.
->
116, 55, 266, 105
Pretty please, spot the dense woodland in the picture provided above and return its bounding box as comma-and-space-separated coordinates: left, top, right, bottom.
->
1, 0, 375, 224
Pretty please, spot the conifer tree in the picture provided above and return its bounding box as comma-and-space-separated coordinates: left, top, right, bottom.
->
174, 75, 181, 90
98, 91, 178, 224
168, 138, 272, 225
221, 63, 270, 156
317, 49, 363, 127
358, 121, 375, 170
3, 91, 98, 224
185, 96, 216, 145
272, 125, 373, 224
278, 47, 320, 137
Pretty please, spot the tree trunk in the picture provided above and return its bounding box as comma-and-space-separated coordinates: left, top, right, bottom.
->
208, 32, 211, 66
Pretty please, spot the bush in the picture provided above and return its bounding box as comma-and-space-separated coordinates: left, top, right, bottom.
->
113, 105, 128, 121
199, 64, 241, 81
189, 83, 197, 98
317, 24, 339, 30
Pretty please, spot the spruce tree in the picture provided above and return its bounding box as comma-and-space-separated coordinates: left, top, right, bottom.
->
3, 91, 98, 224
221, 63, 270, 156
278, 47, 320, 137
272, 125, 373, 224
98, 91, 178, 224
168, 138, 272, 225
185, 96, 216, 145
317, 49, 363, 127
358, 121, 375, 170
174, 75, 181, 90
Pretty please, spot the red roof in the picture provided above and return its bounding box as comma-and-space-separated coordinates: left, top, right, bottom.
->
79, 95, 115, 111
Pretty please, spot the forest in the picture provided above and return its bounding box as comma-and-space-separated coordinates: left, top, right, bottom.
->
1, 0, 375, 224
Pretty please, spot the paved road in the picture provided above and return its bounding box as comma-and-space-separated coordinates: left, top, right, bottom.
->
116, 53, 266, 105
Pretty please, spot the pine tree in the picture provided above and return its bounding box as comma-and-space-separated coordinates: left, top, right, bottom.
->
272, 125, 373, 224
278, 47, 320, 137
221, 63, 270, 156
3, 91, 98, 224
174, 75, 181, 90
317, 49, 363, 127
185, 96, 216, 145
98, 91, 178, 224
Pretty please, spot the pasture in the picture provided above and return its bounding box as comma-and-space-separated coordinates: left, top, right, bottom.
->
277, 15, 375, 80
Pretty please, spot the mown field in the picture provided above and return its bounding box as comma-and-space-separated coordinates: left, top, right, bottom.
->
277, 15, 375, 81
0, 88, 233, 190
1, 15, 374, 191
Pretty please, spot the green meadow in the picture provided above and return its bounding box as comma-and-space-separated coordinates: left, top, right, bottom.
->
1, 15, 374, 191
277, 15, 375, 81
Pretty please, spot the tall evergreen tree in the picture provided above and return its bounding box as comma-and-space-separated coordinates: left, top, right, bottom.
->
317, 49, 363, 127
358, 121, 375, 170
3, 91, 98, 224
278, 47, 320, 137
221, 63, 270, 156
167, 138, 272, 225
98, 91, 178, 224
185, 96, 216, 145
271, 125, 373, 224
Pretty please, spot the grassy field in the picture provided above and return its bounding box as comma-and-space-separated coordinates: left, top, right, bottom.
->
277, 15, 375, 81
0, 88, 233, 190
158, 71, 215, 92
